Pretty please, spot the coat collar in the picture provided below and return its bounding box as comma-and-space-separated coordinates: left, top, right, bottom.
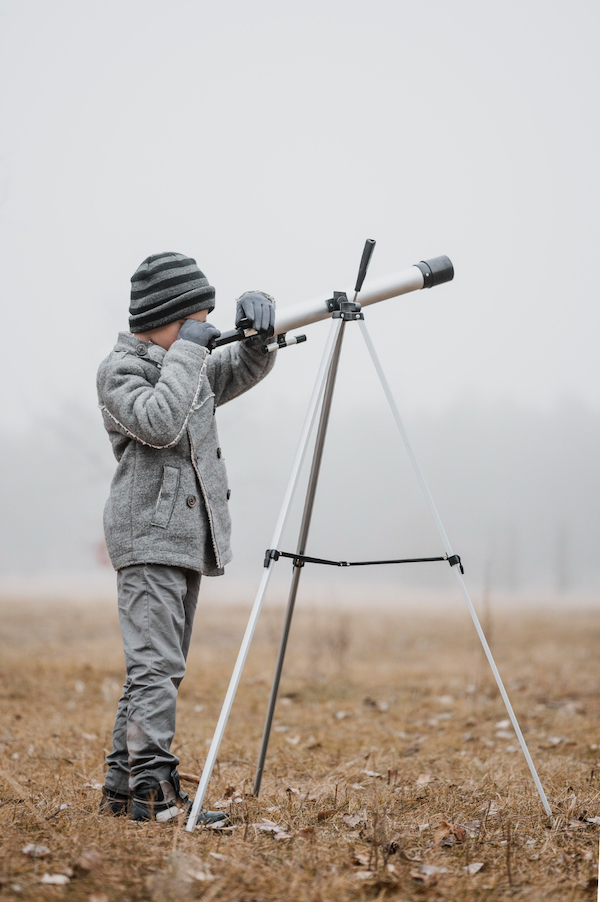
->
115, 332, 167, 366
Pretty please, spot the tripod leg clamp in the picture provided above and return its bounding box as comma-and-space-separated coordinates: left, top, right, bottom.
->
447, 554, 464, 574
264, 548, 280, 568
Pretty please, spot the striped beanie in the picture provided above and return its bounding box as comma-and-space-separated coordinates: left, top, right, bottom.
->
129, 252, 215, 333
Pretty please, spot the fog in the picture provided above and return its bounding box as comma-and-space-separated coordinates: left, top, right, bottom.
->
0, 0, 598, 602
1, 379, 598, 598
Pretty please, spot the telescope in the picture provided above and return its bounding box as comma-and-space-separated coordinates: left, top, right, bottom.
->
187, 240, 554, 830
212, 253, 454, 351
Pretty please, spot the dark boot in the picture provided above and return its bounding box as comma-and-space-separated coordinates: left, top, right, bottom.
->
99, 786, 129, 816
130, 769, 228, 825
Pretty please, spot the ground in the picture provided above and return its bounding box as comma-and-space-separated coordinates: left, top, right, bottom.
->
0, 593, 598, 901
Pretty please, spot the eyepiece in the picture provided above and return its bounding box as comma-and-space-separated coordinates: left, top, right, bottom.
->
415, 256, 454, 288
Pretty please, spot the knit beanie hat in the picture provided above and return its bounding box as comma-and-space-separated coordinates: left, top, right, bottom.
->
129, 252, 215, 333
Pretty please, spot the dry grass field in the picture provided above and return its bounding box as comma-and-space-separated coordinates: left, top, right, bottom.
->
0, 591, 599, 901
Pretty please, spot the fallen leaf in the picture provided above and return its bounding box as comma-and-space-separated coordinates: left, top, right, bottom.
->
410, 865, 441, 886
211, 799, 234, 809
187, 865, 216, 882
399, 850, 423, 862
254, 819, 280, 830
253, 820, 291, 840
23, 843, 51, 858
73, 850, 103, 874
277, 695, 294, 708
418, 864, 449, 876
299, 827, 315, 839
451, 824, 467, 842
362, 769, 384, 779
342, 812, 365, 828
416, 773, 435, 785
40, 873, 70, 885
463, 862, 485, 875
209, 852, 227, 861
478, 802, 499, 817
362, 697, 389, 712
434, 821, 467, 845
317, 808, 336, 821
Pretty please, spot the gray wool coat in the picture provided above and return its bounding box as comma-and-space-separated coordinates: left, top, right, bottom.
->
97, 332, 275, 576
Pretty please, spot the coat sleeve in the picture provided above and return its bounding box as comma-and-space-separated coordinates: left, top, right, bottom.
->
97, 341, 210, 448
207, 339, 276, 408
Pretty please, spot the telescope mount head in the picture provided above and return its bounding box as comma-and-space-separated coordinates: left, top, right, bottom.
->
327, 292, 364, 321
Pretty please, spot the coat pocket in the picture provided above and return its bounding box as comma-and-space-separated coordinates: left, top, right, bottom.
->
151, 465, 180, 528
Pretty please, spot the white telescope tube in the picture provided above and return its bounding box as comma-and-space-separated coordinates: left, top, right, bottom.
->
213, 257, 453, 350
274, 266, 422, 334
273, 256, 453, 335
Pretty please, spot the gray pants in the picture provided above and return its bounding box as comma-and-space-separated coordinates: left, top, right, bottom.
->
104, 563, 200, 794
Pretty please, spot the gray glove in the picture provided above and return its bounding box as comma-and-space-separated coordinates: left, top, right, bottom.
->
235, 291, 275, 335
177, 319, 221, 348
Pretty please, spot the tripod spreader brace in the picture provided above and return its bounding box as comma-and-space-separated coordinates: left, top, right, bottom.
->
263, 547, 464, 573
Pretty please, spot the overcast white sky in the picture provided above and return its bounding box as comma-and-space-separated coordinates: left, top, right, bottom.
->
1, 0, 598, 431
0, 0, 599, 598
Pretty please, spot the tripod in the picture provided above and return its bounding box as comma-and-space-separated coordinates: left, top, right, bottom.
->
187, 244, 552, 830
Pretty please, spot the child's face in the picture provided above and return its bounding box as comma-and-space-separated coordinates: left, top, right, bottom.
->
134, 309, 209, 350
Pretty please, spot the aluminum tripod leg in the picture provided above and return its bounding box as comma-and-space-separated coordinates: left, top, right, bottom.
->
253, 320, 347, 796
186, 317, 344, 831
358, 320, 553, 819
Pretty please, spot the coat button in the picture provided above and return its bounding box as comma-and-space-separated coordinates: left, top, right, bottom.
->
216, 447, 222, 458
186, 495, 197, 508
226, 489, 231, 500
136, 344, 148, 356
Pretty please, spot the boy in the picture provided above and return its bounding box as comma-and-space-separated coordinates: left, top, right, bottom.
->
96, 252, 276, 823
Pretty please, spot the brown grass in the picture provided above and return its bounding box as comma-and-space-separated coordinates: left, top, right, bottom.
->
0, 593, 599, 901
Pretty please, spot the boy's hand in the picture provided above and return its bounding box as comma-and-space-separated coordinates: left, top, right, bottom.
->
235, 291, 275, 336
177, 320, 221, 348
